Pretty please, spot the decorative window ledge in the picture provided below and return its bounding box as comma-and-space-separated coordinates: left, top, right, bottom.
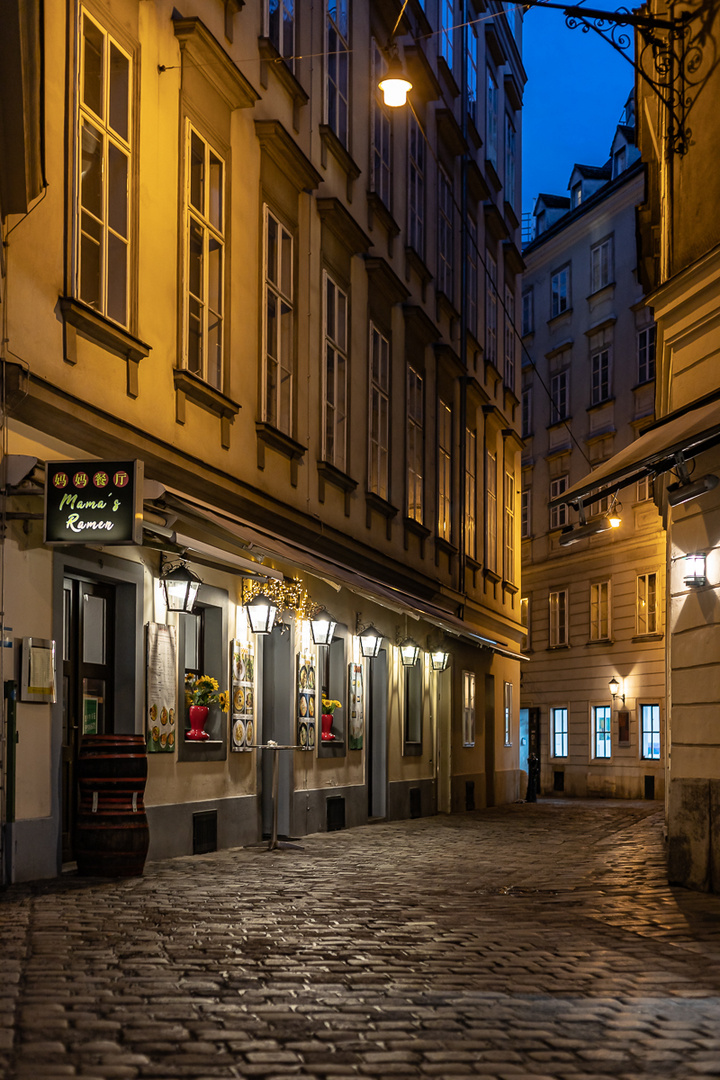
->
318, 739, 346, 759
173, 368, 240, 450
60, 297, 151, 398
631, 633, 664, 643
256, 421, 306, 486
174, 17, 258, 109
586, 282, 616, 304
547, 308, 573, 328
366, 192, 400, 258
404, 247, 433, 302
436, 289, 460, 332
404, 516, 431, 557
483, 567, 501, 586
435, 535, 457, 572
403, 741, 423, 758
317, 460, 358, 516
502, 580, 519, 596
586, 637, 613, 646
319, 125, 361, 202
257, 37, 308, 130
365, 490, 399, 539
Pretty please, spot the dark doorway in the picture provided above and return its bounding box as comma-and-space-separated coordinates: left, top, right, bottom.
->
62, 577, 116, 862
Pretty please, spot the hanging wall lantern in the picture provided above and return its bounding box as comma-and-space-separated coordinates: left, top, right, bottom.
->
430, 649, 450, 672
160, 558, 202, 614
358, 624, 383, 659
399, 637, 421, 667
684, 552, 707, 587
245, 592, 278, 634
310, 608, 337, 646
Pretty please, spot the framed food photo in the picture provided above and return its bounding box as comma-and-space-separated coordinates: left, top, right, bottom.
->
297, 652, 316, 751
231, 639, 255, 752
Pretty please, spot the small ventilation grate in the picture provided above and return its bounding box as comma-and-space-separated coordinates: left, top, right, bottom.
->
193, 810, 218, 855
326, 796, 345, 832
465, 780, 475, 811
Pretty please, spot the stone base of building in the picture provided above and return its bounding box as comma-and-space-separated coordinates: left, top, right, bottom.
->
146, 795, 259, 861
667, 778, 720, 893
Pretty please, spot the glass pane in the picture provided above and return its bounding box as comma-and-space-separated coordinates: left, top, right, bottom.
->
81, 121, 103, 219
266, 354, 278, 427
207, 314, 222, 389
337, 289, 346, 350
326, 278, 335, 341
189, 219, 204, 299
209, 153, 223, 232
63, 586, 72, 662
280, 300, 292, 373
326, 345, 336, 406
108, 143, 128, 238
181, 612, 200, 672
188, 296, 202, 375
266, 292, 277, 358
208, 236, 222, 314
269, 0, 280, 50
80, 216, 101, 309
106, 232, 127, 325
82, 678, 105, 735
109, 43, 129, 140
83, 593, 106, 665
266, 214, 277, 286
190, 131, 204, 213
82, 16, 104, 118
281, 228, 292, 298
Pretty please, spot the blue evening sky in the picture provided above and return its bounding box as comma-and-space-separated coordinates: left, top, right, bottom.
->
521, 4, 635, 218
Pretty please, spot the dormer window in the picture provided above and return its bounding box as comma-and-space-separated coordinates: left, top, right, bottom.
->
572, 182, 582, 208
613, 145, 627, 178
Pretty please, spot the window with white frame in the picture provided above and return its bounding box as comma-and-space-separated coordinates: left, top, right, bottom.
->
520, 595, 530, 651
486, 449, 497, 573
438, 401, 452, 541
466, 20, 478, 125
504, 285, 516, 389
590, 581, 610, 640
184, 125, 225, 389
552, 707, 568, 757
637, 474, 652, 502
503, 470, 515, 583
549, 588, 568, 647
263, 206, 294, 433
593, 705, 612, 758
371, 41, 391, 208
591, 347, 611, 405
637, 571, 658, 635
486, 251, 498, 365
326, 0, 349, 146
440, 0, 453, 70
369, 323, 390, 501
504, 680, 513, 746
590, 236, 613, 293
463, 670, 476, 746
486, 67, 498, 169
521, 488, 530, 539
76, 9, 133, 326
522, 287, 534, 335
266, 0, 295, 65
466, 216, 478, 338
641, 703, 661, 760
407, 365, 424, 522
551, 265, 570, 317
550, 369, 569, 423
323, 272, 348, 471
638, 324, 656, 383
465, 427, 477, 559
521, 385, 532, 438
408, 114, 425, 256
505, 113, 516, 207
438, 165, 454, 298
549, 476, 568, 530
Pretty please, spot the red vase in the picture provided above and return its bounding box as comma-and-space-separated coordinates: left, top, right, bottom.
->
187, 705, 210, 741
321, 713, 335, 741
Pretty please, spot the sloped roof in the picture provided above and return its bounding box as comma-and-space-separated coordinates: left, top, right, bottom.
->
535, 193, 571, 209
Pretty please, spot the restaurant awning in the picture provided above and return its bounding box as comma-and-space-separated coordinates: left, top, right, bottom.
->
550, 395, 720, 507
155, 486, 528, 663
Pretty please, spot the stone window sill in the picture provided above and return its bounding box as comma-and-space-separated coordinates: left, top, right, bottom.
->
173, 368, 240, 449
60, 296, 150, 398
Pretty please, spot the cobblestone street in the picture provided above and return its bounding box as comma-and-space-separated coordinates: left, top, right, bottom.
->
2, 799, 720, 1080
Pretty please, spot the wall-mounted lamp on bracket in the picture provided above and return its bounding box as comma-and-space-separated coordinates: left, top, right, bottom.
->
430, 649, 450, 672
160, 555, 202, 613
397, 633, 421, 667
609, 676, 625, 706
310, 607, 337, 647
684, 552, 707, 587
245, 591, 277, 635
358, 622, 383, 659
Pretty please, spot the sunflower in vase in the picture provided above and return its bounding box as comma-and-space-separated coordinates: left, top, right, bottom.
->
321, 696, 341, 741
185, 674, 229, 741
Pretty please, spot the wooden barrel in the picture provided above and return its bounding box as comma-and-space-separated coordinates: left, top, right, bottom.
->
75, 734, 150, 877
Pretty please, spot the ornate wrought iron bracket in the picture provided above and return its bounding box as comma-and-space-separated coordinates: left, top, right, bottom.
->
522, 1, 719, 156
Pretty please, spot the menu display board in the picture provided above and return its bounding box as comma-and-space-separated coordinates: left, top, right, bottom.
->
348, 662, 364, 750
296, 652, 316, 751
231, 640, 255, 752
44, 460, 143, 545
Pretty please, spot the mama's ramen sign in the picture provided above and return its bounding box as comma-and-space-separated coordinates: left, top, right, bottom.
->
44, 460, 144, 545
